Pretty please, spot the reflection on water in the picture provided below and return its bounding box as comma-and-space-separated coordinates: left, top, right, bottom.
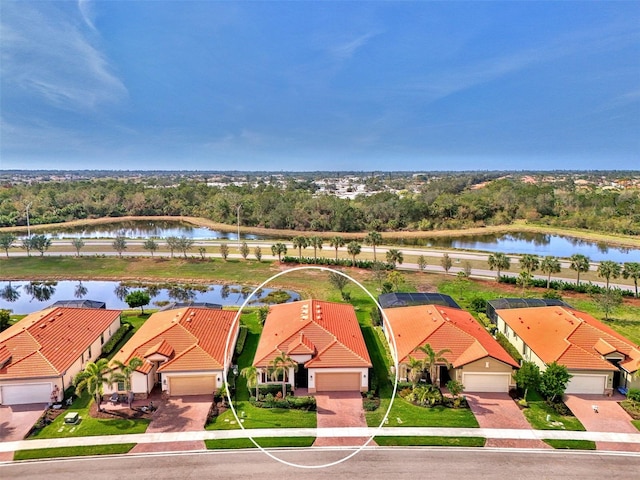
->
0, 280, 300, 315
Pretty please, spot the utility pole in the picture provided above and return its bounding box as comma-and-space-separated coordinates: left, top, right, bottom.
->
25, 202, 32, 238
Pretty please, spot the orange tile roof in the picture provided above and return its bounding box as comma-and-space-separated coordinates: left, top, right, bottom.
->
254, 300, 371, 369
287, 334, 316, 355
495, 306, 639, 372
112, 307, 237, 375
0, 307, 120, 380
384, 305, 519, 368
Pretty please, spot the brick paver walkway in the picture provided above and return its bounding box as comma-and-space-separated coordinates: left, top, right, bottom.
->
313, 391, 376, 447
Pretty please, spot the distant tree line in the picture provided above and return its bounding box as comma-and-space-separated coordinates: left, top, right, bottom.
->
0, 176, 638, 235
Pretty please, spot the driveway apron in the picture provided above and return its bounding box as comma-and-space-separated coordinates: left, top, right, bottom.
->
564, 393, 640, 452
313, 391, 375, 447
466, 393, 550, 449
0, 403, 47, 462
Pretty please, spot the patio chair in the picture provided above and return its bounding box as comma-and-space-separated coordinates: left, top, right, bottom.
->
109, 392, 119, 405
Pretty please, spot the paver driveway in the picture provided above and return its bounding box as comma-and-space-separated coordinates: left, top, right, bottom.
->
564, 393, 640, 452
0, 403, 47, 462
313, 391, 375, 447
466, 393, 549, 449
129, 394, 211, 454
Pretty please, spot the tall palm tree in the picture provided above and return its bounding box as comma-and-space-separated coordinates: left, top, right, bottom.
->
569, 254, 591, 286
540, 256, 561, 289
622, 262, 640, 298
417, 344, 451, 386
385, 249, 403, 269
241, 365, 260, 399
309, 236, 323, 261
329, 236, 345, 261
487, 252, 510, 279
109, 357, 144, 405
597, 260, 622, 290
292, 236, 308, 259
406, 356, 424, 386
365, 231, 383, 262
519, 254, 540, 276
74, 358, 111, 411
269, 352, 298, 397
271, 243, 287, 262
347, 241, 361, 266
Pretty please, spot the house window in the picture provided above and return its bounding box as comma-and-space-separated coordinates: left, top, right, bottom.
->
101, 333, 105, 345
81, 353, 84, 363
523, 344, 529, 356
88, 346, 92, 359
503, 323, 508, 335
117, 381, 125, 391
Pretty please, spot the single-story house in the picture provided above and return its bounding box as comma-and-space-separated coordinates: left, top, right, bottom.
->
0, 307, 121, 405
253, 300, 372, 393
494, 305, 640, 395
383, 305, 520, 392
107, 306, 238, 398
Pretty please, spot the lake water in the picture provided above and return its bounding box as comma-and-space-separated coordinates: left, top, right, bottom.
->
0, 280, 300, 315
17, 220, 640, 262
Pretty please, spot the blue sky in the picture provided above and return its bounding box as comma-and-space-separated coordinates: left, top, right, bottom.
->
1, 1, 639, 171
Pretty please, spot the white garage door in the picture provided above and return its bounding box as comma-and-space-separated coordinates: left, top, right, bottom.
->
169, 376, 216, 396
1, 383, 52, 405
462, 373, 511, 393
315, 372, 361, 392
565, 374, 606, 394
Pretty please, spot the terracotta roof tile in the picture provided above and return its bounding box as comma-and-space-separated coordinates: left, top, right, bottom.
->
0, 307, 120, 380
496, 306, 640, 372
384, 305, 519, 368
254, 300, 371, 369
158, 345, 223, 372
144, 339, 174, 358
287, 333, 316, 355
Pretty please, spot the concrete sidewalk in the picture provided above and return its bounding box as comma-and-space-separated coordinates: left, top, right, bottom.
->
2, 426, 640, 454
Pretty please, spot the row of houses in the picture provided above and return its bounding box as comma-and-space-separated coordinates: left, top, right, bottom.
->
1, 294, 639, 405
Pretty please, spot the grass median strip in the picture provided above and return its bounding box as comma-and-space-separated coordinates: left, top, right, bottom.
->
543, 439, 597, 450
374, 436, 485, 447
14, 444, 136, 461
205, 437, 315, 450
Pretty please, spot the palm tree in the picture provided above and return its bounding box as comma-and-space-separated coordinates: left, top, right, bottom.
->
569, 254, 590, 286
309, 236, 323, 261
406, 356, 424, 386
487, 252, 510, 279
269, 352, 298, 397
241, 365, 260, 399
597, 260, 622, 290
365, 231, 383, 262
347, 241, 361, 266
292, 236, 308, 259
540, 256, 561, 289
417, 344, 451, 386
271, 243, 287, 262
329, 236, 345, 260
74, 358, 111, 411
519, 254, 540, 276
109, 357, 144, 406
386, 249, 403, 269
622, 262, 640, 298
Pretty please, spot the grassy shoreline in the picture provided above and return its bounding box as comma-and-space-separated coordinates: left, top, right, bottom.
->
1, 215, 638, 248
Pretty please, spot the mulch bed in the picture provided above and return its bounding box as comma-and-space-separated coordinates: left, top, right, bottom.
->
89, 401, 152, 420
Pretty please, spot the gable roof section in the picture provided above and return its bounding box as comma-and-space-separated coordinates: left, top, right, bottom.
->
254, 300, 371, 369
496, 306, 638, 372
0, 307, 120, 380
112, 307, 237, 375
384, 305, 519, 368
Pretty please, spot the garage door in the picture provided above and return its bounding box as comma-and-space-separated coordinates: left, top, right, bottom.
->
462, 373, 511, 393
315, 372, 360, 392
1, 383, 52, 405
169, 376, 216, 396
565, 374, 606, 394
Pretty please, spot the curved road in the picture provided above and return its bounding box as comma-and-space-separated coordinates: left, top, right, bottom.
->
2, 448, 639, 479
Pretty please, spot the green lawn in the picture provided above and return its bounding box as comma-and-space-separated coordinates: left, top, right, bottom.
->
375, 436, 485, 447
522, 401, 585, 431
543, 439, 597, 450
632, 420, 640, 431
205, 437, 315, 449
14, 444, 135, 460
30, 392, 150, 439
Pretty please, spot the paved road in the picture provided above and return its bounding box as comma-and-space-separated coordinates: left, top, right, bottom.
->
1, 447, 639, 479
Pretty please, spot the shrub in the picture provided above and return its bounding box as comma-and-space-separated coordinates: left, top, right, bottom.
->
101, 323, 132, 356
547, 400, 573, 416
495, 332, 523, 363
627, 388, 640, 403
469, 297, 487, 313
258, 384, 292, 396
363, 399, 379, 411
235, 326, 248, 355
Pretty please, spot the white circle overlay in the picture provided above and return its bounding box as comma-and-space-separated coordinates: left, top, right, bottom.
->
223, 265, 399, 469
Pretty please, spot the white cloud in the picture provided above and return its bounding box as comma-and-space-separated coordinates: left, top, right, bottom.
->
1, 1, 127, 111
78, 0, 97, 31
330, 31, 380, 60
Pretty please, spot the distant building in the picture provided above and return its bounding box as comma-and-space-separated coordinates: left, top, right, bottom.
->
49, 299, 106, 309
